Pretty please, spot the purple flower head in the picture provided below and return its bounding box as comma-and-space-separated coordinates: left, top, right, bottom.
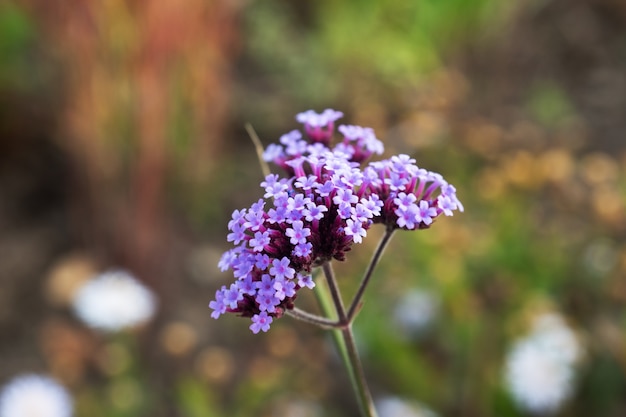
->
212, 108, 463, 333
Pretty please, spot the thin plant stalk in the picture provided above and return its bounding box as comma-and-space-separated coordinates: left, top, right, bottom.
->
347, 226, 395, 321
321, 262, 379, 417
245, 122, 271, 178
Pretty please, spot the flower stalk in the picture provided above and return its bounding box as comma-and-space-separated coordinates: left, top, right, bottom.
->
321, 261, 379, 417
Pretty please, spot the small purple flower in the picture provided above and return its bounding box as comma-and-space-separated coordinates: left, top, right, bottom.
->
394, 192, 417, 210
298, 273, 315, 289
263, 180, 288, 199
415, 200, 438, 226
250, 312, 273, 334
209, 288, 227, 319
293, 242, 313, 258
296, 109, 343, 128
257, 294, 280, 312
395, 204, 419, 229
337, 203, 355, 220
224, 283, 244, 309
237, 275, 257, 296
361, 195, 383, 216
232, 255, 255, 278
437, 195, 456, 216
287, 194, 310, 212
249, 230, 271, 252
263, 143, 284, 162
280, 129, 303, 146
315, 180, 335, 197
338, 124, 367, 141
295, 175, 318, 190
256, 274, 275, 295
353, 203, 373, 222
244, 208, 265, 231
269, 257, 295, 280
362, 132, 384, 155
227, 222, 247, 245
273, 277, 297, 300
297, 109, 344, 144
286, 139, 309, 156
344, 219, 367, 244
255, 253, 271, 270
391, 154, 416, 172
286, 221, 311, 245
228, 209, 247, 230
440, 183, 464, 212
333, 188, 358, 206
218, 249, 238, 272
267, 206, 287, 224
385, 172, 408, 191
303, 202, 328, 222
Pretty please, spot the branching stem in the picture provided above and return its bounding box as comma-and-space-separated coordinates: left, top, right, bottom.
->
346, 226, 395, 321
287, 223, 396, 417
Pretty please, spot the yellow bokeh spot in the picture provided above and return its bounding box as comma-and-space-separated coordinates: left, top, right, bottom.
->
195, 346, 235, 383
160, 321, 198, 357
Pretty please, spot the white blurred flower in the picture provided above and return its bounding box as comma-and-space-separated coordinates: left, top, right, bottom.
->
72, 270, 157, 332
271, 399, 322, 417
376, 396, 438, 417
530, 313, 582, 365
392, 289, 440, 337
504, 313, 582, 414
0, 374, 73, 417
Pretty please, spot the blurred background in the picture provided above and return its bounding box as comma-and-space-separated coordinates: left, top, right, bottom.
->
1, 0, 625, 416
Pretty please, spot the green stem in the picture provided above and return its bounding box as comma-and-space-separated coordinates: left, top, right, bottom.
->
285, 307, 342, 329
346, 227, 395, 321
321, 262, 378, 417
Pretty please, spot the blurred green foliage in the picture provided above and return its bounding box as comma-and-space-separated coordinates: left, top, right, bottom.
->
0, 2, 34, 88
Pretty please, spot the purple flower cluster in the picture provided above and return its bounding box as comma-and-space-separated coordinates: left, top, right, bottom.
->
210, 109, 463, 333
